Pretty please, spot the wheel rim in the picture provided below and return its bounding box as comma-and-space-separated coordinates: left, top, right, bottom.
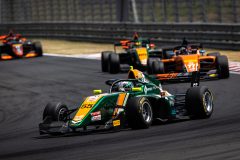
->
141, 102, 152, 123
58, 108, 68, 121
203, 91, 213, 113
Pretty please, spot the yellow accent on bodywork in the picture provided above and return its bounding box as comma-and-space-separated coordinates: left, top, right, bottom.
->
72, 95, 103, 122
132, 87, 142, 92
113, 120, 120, 127
136, 48, 148, 65
209, 74, 217, 77
93, 90, 102, 95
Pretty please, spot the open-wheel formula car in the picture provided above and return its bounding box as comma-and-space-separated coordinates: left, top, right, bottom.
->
39, 67, 214, 135
149, 41, 229, 82
101, 33, 162, 74
0, 31, 43, 60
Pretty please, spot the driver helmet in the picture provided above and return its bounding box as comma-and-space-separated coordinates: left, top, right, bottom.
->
179, 47, 188, 55
118, 81, 133, 92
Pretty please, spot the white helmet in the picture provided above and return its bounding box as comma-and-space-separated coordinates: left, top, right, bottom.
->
118, 81, 133, 92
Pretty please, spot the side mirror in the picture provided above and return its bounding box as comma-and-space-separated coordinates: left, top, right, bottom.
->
131, 87, 142, 92
93, 90, 102, 95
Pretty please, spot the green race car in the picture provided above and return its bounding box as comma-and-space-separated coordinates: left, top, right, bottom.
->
39, 68, 213, 135
101, 33, 163, 74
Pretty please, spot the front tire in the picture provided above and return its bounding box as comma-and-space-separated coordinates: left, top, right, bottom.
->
185, 86, 213, 119
126, 97, 153, 129
108, 53, 120, 74
43, 102, 69, 122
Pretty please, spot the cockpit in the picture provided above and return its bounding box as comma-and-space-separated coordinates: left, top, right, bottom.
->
110, 80, 143, 93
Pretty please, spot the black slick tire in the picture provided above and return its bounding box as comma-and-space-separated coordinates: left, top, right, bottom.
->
152, 60, 164, 74
147, 58, 160, 74
108, 53, 120, 74
33, 41, 43, 57
185, 86, 213, 119
125, 97, 153, 129
43, 102, 69, 122
216, 55, 229, 79
101, 51, 112, 72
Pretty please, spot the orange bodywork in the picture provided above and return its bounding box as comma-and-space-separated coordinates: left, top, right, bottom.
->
24, 52, 38, 58
0, 33, 40, 60
1, 55, 13, 60
0, 52, 38, 60
120, 40, 131, 49
116, 93, 128, 107
156, 53, 217, 81
155, 73, 180, 81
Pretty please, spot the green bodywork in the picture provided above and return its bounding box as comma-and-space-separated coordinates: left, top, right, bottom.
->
69, 73, 176, 129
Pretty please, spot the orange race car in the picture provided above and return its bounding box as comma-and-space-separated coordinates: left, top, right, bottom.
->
149, 42, 229, 82
0, 31, 43, 60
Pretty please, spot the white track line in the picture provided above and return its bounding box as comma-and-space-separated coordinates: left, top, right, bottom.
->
44, 53, 240, 75
45, 53, 101, 60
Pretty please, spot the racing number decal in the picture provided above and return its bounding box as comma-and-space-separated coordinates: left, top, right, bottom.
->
73, 95, 103, 122
81, 104, 94, 109
186, 62, 198, 72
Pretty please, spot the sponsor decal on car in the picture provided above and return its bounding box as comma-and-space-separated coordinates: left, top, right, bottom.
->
91, 115, 101, 121
113, 120, 120, 127
91, 111, 101, 116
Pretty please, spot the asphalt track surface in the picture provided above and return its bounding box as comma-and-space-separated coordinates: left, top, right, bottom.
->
0, 56, 240, 160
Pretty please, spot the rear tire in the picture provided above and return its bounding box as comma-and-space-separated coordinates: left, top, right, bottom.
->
101, 51, 112, 72
126, 97, 153, 129
147, 58, 161, 74
152, 60, 165, 74
43, 102, 69, 122
216, 55, 229, 79
33, 41, 43, 57
108, 53, 120, 74
185, 86, 213, 119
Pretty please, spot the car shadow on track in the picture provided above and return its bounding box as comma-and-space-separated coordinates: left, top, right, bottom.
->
34, 118, 194, 139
